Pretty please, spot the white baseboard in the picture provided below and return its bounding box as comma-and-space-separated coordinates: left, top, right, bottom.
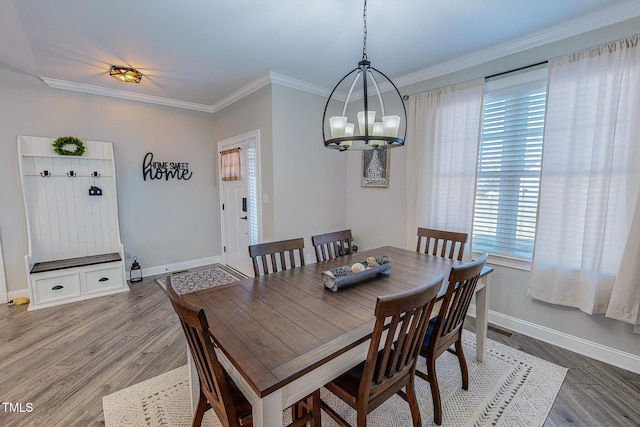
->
468, 304, 640, 375
140, 256, 222, 278
8, 256, 223, 302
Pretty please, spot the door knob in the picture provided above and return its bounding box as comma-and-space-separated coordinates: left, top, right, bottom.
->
240, 216, 248, 220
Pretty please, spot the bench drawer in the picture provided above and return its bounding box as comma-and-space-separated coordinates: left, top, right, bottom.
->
33, 273, 81, 305
83, 266, 124, 295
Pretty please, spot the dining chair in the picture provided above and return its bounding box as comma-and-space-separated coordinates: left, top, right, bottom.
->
248, 237, 305, 276
416, 252, 488, 425
167, 276, 320, 427
311, 229, 353, 262
321, 273, 445, 427
416, 227, 469, 261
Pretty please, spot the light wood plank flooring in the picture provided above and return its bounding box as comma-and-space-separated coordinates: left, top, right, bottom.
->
1, 275, 639, 426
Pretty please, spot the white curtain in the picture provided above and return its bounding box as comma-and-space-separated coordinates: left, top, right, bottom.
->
405, 79, 484, 256
528, 36, 640, 327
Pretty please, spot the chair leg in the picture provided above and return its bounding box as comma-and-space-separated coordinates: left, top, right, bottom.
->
356, 409, 367, 427
406, 378, 422, 427
290, 390, 321, 427
427, 356, 443, 425
311, 390, 321, 427
321, 399, 349, 427
455, 336, 469, 390
291, 401, 303, 422
192, 390, 208, 427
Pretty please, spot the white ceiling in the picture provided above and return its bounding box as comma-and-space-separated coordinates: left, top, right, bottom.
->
2, 0, 639, 112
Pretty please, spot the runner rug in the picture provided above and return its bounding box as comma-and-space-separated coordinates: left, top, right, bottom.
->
103, 330, 567, 427
155, 265, 245, 295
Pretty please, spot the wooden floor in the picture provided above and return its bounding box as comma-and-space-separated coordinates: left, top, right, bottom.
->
1, 275, 639, 427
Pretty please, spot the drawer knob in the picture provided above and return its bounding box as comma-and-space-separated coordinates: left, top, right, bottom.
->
52, 285, 64, 291
98, 277, 109, 282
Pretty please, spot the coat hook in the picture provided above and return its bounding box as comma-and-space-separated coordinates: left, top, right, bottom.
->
40, 170, 51, 177
91, 171, 101, 178
67, 170, 77, 177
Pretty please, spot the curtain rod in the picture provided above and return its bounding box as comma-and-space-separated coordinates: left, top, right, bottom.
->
486, 61, 548, 80
220, 147, 241, 154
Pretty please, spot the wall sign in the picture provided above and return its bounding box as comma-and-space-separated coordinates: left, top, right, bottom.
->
142, 152, 193, 181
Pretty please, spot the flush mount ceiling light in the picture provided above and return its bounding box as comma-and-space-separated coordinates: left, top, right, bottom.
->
322, 0, 407, 151
109, 65, 143, 83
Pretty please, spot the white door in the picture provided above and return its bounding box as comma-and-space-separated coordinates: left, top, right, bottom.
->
218, 131, 261, 277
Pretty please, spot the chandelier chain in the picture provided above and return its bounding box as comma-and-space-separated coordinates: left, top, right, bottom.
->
362, 0, 367, 60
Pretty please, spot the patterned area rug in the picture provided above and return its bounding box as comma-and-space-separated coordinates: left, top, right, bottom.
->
155, 266, 243, 294
103, 331, 567, 427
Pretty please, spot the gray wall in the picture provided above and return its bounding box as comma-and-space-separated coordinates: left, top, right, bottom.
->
488, 266, 640, 355
0, 68, 218, 292
209, 86, 275, 241
345, 147, 407, 251
271, 84, 347, 257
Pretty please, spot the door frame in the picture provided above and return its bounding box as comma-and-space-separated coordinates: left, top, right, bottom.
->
0, 232, 7, 303
217, 130, 263, 270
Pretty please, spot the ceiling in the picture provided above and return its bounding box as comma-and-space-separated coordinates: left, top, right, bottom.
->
2, 0, 639, 112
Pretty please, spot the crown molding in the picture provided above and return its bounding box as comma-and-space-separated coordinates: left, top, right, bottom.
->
395, 1, 640, 89
41, 77, 214, 113
208, 72, 272, 113
42, 71, 334, 114
268, 72, 332, 98
201, 72, 333, 114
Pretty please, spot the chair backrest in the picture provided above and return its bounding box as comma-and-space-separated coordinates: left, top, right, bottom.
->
167, 277, 242, 427
311, 229, 353, 262
416, 227, 469, 261
428, 253, 488, 355
248, 237, 305, 276
360, 274, 444, 400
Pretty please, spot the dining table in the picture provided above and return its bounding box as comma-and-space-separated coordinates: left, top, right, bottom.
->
181, 245, 493, 427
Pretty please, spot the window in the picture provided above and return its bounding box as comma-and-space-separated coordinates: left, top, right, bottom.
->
220, 148, 241, 181
472, 67, 547, 259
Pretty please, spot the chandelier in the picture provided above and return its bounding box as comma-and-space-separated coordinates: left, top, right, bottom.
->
322, 0, 407, 151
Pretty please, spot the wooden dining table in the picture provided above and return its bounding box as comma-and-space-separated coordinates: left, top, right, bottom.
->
182, 245, 493, 427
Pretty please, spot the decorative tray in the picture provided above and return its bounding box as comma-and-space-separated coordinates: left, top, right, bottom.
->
322, 256, 392, 292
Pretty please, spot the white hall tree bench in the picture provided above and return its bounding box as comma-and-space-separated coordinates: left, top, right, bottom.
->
18, 135, 128, 311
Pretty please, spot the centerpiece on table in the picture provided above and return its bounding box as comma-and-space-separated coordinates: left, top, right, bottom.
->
322, 256, 391, 292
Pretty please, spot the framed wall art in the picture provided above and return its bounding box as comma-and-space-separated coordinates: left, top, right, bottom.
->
361, 149, 390, 188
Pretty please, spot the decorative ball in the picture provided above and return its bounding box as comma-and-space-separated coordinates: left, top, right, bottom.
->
351, 263, 366, 273
335, 266, 352, 276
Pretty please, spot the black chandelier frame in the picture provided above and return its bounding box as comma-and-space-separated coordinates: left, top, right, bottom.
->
321, 0, 407, 152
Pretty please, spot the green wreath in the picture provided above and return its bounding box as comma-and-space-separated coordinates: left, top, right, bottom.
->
53, 136, 86, 156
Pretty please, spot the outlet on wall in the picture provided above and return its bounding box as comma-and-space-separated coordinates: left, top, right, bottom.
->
305, 254, 314, 263
124, 250, 133, 261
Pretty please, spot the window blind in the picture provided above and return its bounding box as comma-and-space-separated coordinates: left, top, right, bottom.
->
247, 147, 258, 246
472, 68, 547, 259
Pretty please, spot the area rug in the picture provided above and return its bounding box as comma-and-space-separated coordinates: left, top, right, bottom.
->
155, 266, 243, 294
103, 331, 567, 427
